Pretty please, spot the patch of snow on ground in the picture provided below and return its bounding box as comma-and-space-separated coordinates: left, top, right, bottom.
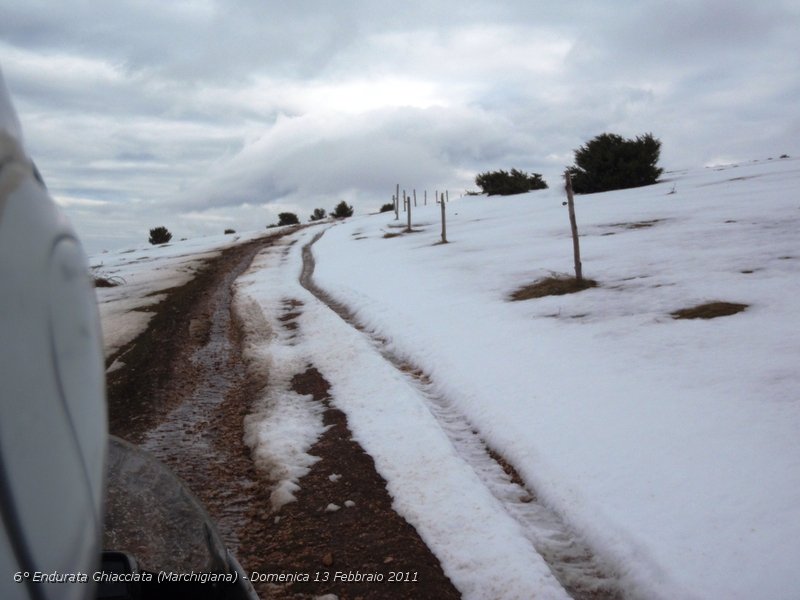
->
235, 240, 329, 510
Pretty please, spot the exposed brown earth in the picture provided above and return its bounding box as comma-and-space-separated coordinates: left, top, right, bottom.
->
510, 276, 599, 300
671, 301, 749, 319
105, 229, 460, 599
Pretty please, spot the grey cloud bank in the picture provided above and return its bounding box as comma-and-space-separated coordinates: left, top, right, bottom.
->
2, 0, 798, 253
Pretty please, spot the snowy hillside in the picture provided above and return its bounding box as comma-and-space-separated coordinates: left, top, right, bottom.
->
91, 157, 800, 599
299, 157, 800, 599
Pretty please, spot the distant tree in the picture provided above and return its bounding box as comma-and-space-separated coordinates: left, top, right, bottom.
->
379, 202, 395, 213
474, 169, 548, 196
277, 212, 300, 226
224, 228, 236, 234
331, 200, 354, 219
148, 226, 172, 245
309, 208, 327, 221
568, 132, 663, 194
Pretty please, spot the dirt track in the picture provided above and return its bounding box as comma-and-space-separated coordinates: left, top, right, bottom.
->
105, 229, 460, 599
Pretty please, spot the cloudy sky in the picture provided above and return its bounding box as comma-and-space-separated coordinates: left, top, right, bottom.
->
2, 0, 799, 252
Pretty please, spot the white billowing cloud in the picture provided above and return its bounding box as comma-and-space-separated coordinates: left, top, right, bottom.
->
1, 0, 799, 252
182, 103, 540, 214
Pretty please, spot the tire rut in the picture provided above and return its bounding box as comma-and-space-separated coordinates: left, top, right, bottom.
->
107, 228, 461, 600
105, 231, 296, 588
299, 230, 625, 600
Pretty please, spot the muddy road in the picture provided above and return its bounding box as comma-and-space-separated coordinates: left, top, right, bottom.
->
105, 229, 460, 599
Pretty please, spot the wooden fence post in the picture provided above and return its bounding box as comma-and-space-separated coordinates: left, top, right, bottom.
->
424, 190, 427, 206
439, 192, 448, 243
413, 189, 417, 207
564, 171, 582, 283
395, 184, 400, 220
406, 194, 412, 232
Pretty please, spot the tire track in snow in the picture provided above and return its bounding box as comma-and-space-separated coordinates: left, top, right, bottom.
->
300, 230, 624, 600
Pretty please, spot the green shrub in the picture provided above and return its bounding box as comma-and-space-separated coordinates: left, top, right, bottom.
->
568, 132, 663, 194
475, 169, 548, 196
379, 203, 394, 213
331, 200, 354, 219
278, 212, 300, 226
224, 228, 236, 234
148, 226, 172, 245
309, 208, 327, 221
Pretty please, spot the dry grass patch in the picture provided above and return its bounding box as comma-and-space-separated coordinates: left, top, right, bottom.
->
671, 301, 748, 320
510, 276, 598, 301
383, 228, 424, 238
611, 219, 663, 230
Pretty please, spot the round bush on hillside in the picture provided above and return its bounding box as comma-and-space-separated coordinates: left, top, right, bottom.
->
568, 132, 663, 194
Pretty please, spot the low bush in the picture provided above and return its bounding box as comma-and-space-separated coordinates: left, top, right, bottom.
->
148, 226, 172, 245
331, 200, 354, 219
278, 212, 300, 226
568, 132, 663, 194
475, 169, 548, 196
309, 208, 327, 221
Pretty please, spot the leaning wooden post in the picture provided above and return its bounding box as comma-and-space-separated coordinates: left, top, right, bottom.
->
439, 192, 448, 243
395, 184, 400, 220
564, 171, 583, 283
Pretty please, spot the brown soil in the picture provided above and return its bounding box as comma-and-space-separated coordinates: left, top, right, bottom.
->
93, 275, 123, 287
610, 219, 662, 230
671, 301, 749, 320
105, 228, 461, 599
510, 276, 598, 301
251, 366, 461, 600
105, 233, 291, 441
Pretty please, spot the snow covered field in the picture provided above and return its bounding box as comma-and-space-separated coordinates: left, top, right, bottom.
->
234, 157, 800, 599
92, 157, 800, 599
302, 157, 800, 599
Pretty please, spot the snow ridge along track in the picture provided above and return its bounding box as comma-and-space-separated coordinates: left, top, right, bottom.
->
300, 231, 624, 600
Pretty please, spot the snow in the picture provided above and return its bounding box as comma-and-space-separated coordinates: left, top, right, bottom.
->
88, 229, 275, 360
235, 230, 571, 599
237, 266, 330, 510
244, 387, 327, 510
90, 155, 800, 599
300, 157, 800, 599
